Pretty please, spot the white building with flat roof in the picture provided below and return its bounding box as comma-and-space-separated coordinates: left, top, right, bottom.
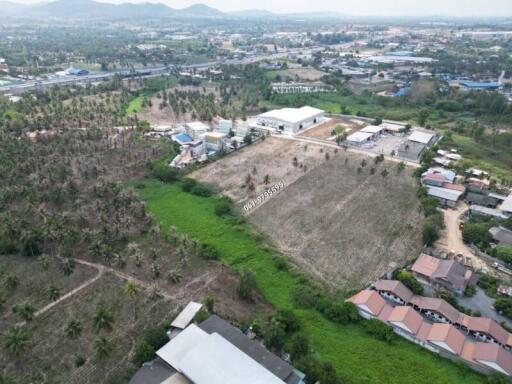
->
256, 106, 325, 134
185, 122, 210, 139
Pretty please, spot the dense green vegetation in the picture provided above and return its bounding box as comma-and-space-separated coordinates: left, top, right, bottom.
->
132, 179, 486, 384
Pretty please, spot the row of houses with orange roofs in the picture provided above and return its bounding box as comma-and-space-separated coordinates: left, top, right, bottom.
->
347, 280, 512, 377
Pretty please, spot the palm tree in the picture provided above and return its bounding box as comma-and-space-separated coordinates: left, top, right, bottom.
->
4, 273, 19, 291
94, 336, 112, 359
93, 305, 114, 332
263, 175, 270, 185
48, 284, 61, 301
124, 281, 140, 320
14, 303, 36, 322
3, 327, 29, 357
66, 319, 83, 339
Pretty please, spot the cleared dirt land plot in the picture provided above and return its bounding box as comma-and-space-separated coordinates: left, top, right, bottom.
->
250, 154, 423, 289
299, 116, 366, 140
0, 256, 97, 327
270, 66, 326, 81
0, 272, 177, 384
191, 136, 328, 205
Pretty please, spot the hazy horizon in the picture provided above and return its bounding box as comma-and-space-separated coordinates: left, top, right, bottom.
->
6, 0, 512, 17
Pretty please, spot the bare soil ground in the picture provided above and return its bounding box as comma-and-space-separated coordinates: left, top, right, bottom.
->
193, 137, 423, 289
191, 136, 329, 205
299, 116, 365, 140
250, 153, 423, 289
273, 66, 326, 81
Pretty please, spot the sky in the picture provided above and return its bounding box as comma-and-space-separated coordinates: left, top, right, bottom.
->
9, 0, 512, 17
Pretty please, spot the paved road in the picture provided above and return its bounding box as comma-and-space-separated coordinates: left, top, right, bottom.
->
459, 287, 512, 328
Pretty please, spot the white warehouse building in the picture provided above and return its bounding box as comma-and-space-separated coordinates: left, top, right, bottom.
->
256, 106, 325, 134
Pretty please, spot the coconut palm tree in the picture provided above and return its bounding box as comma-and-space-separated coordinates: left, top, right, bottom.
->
94, 336, 112, 359
14, 303, 36, 322
66, 319, 83, 339
48, 284, 61, 301
4, 273, 19, 291
93, 305, 114, 332
3, 327, 29, 357
124, 281, 140, 320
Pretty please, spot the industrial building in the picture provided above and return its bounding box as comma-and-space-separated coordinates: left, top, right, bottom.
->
398, 129, 437, 161
130, 307, 306, 384
256, 106, 325, 134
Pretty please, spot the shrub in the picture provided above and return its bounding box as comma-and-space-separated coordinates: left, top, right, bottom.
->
273, 256, 289, 271
276, 309, 301, 334
292, 284, 323, 309
462, 223, 492, 246
364, 318, 395, 343
151, 161, 180, 183
214, 200, 232, 216
464, 285, 477, 297
263, 319, 286, 352
199, 243, 220, 260
131, 324, 169, 366
237, 269, 257, 301
323, 302, 360, 324
181, 178, 197, 192
397, 271, 424, 295
190, 184, 212, 197
494, 298, 512, 319
496, 246, 512, 266
289, 334, 309, 360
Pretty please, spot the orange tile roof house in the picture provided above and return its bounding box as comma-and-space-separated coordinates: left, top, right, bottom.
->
347, 290, 387, 319
386, 306, 423, 334
426, 323, 466, 355
473, 343, 512, 376
411, 254, 478, 296
349, 281, 512, 377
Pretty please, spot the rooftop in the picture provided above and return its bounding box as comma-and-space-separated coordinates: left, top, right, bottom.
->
258, 106, 324, 125
407, 130, 435, 144
346, 131, 374, 143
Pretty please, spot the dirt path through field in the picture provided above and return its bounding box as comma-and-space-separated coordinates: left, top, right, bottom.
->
15, 258, 220, 327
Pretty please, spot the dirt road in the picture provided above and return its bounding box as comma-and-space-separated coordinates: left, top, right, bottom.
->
435, 202, 487, 271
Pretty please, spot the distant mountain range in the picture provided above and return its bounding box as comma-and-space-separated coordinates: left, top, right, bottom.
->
0, 0, 307, 20
0, 0, 509, 21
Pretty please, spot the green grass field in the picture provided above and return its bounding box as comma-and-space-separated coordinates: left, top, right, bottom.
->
125, 96, 145, 116
130, 179, 486, 384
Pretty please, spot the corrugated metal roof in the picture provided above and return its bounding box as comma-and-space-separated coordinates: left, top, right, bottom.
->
427, 186, 463, 202
500, 193, 512, 213
199, 315, 298, 384
178, 333, 286, 384
408, 130, 435, 144
171, 302, 203, 329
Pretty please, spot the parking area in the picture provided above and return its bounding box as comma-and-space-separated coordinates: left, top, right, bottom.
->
363, 133, 408, 156
459, 287, 512, 328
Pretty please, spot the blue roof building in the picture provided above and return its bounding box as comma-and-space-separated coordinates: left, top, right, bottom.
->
460, 81, 501, 90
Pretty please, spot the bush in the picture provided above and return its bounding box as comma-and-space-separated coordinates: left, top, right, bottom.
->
422, 212, 444, 246
397, 271, 424, 295
462, 223, 492, 246
464, 285, 477, 297
214, 200, 232, 216
181, 178, 197, 192
292, 284, 323, 309
323, 302, 360, 324
151, 161, 180, 183
494, 298, 512, 319
263, 319, 286, 352
276, 309, 301, 334
364, 319, 395, 343
289, 334, 309, 360
273, 256, 289, 271
495, 246, 512, 266
131, 324, 169, 366
237, 269, 257, 301
190, 184, 212, 197
199, 243, 220, 260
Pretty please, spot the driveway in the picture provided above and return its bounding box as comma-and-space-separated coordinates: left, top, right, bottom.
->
459, 287, 512, 328
435, 201, 487, 271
